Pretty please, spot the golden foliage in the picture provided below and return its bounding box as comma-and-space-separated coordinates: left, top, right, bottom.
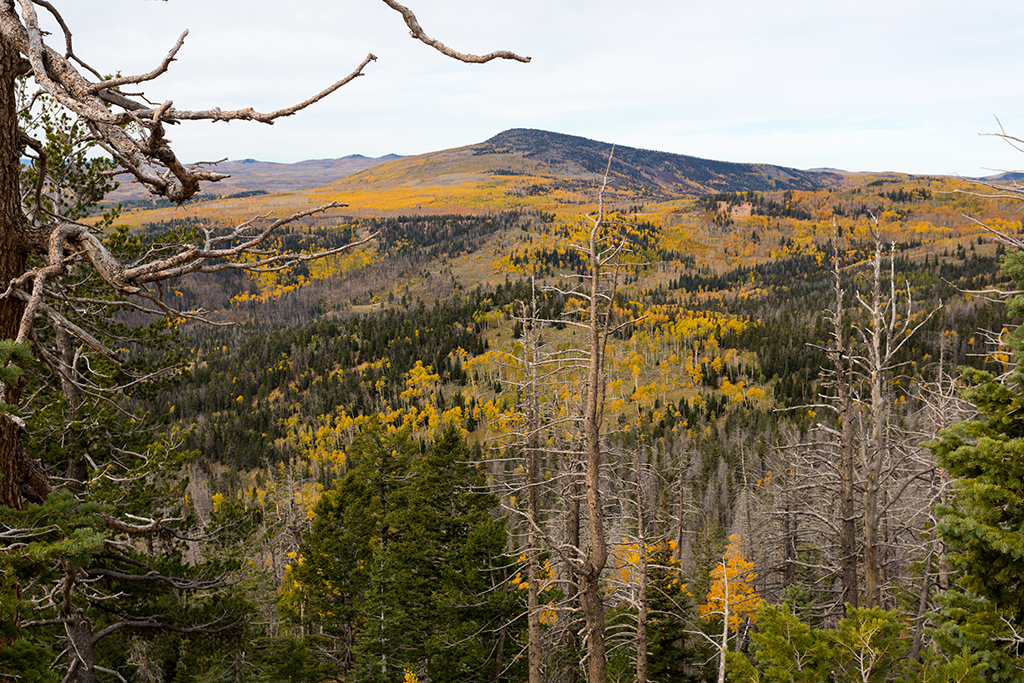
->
698, 534, 763, 631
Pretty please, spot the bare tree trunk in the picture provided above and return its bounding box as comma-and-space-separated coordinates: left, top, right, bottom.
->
634, 442, 648, 683
830, 251, 859, 607
0, 20, 29, 511
580, 211, 610, 683
675, 466, 686, 567
908, 549, 932, 661
566, 474, 582, 683
781, 494, 796, 587
717, 561, 730, 683
838, 362, 858, 607
56, 326, 88, 492
864, 241, 886, 609
525, 296, 543, 683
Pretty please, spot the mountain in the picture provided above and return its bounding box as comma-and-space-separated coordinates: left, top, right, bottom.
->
329, 129, 848, 199
983, 171, 1024, 182
109, 129, 856, 222
106, 153, 403, 203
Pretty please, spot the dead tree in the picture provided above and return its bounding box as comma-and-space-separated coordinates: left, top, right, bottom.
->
852, 230, 935, 608
826, 243, 859, 608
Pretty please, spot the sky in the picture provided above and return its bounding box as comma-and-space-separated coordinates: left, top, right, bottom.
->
39, 0, 1024, 176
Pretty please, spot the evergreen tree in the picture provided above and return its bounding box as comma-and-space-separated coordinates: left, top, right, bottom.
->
926, 247, 1024, 677
291, 417, 415, 675
293, 422, 520, 683
645, 547, 708, 683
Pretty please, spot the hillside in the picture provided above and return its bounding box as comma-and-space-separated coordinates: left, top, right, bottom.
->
43, 123, 1024, 682
106, 153, 403, 204
111, 128, 852, 225
327, 128, 849, 198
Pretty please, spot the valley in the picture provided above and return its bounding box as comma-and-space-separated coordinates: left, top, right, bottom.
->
101, 128, 1019, 681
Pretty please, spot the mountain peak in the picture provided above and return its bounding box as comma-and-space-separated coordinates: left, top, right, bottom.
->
470, 128, 844, 195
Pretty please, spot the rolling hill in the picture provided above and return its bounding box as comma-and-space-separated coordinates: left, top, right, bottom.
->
110, 128, 853, 224
329, 128, 849, 198
106, 153, 404, 203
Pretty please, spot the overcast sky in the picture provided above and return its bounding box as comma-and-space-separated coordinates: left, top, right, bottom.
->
42, 0, 1024, 175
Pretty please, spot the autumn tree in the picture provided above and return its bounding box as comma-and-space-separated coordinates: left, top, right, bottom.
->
698, 534, 763, 683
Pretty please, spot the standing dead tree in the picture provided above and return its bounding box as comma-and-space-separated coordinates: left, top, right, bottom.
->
852, 229, 936, 608
552, 150, 635, 683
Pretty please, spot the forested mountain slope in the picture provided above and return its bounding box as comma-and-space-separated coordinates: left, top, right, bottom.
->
101, 152, 1015, 679
71, 130, 1024, 681
110, 128, 850, 225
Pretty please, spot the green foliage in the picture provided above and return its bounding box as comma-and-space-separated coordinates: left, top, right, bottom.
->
930, 591, 1024, 682
18, 77, 119, 223
729, 603, 984, 683
930, 364, 1024, 624
928, 247, 1024, 657
646, 546, 709, 683
0, 638, 58, 683
727, 602, 832, 683
291, 422, 520, 683
829, 607, 907, 683
0, 340, 30, 414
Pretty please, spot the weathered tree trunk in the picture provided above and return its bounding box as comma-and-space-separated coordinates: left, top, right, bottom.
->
838, 365, 858, 607
0, 19, 28, 511
525, 305, 543, 683
65, 611, 99, 683
781, 495, 796, 587
908, 549, 932, 661
717, 559, 730, 683
634, 443, 648, 683
564, 469, 581, 683
830, 253, 859, 607
864, 243, 885, 609
579, 226, 608, 683
56, 326, 88, 491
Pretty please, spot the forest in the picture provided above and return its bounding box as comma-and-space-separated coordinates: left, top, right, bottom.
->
7, 157, 1024, 683
2, 5, 1024, 679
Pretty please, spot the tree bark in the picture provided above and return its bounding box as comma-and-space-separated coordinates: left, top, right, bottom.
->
634, 442, 648, 683
864, 242, 885, 609
579, 224, 608, 683
838, 362, 858, 608
0, 16, 30, 511
65, 611, 99, 683
525, 303, 543, 683
831, 254, 858, 608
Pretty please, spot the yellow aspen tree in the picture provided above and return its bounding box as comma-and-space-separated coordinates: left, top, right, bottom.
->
698, 534, 763, 683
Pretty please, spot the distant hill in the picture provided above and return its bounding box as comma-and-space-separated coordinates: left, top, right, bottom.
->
108, 129, 856, 221
982, 171, 1024, 183
106, 154, 403, 203
331, 128, 848, 199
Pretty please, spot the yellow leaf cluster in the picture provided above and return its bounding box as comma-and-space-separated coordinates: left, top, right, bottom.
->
698, 534, 763, 631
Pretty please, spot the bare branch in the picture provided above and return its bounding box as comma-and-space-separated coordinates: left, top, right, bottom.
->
380, 0, 530, 63
87, 31, 189, 94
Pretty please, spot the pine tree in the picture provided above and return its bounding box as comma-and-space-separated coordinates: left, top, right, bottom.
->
293, 423, 520, 683
927, 246, 1024, 677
